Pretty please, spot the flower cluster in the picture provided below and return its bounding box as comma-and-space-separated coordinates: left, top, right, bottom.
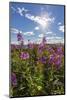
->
11, 72, 17, 87
20, 52, 29, 60
11, 35, 64, 96
17, 33, 23, 41
28, 42, 34, 49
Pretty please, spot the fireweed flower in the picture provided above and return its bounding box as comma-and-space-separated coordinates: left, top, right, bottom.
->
28, 42, 34, 49
17, 33, 23, 41
40, 56, 47, 64
39, 43, 44, 49
38, 42, 45, 53
56, 47, 63, 55
55, 55, 61, 65
42, 37, 46, 44
54, 55, 61, 69
38, 36, 46, 51
49, 54, 61, 69
49, 54, 55, 64
20, 52, 29, 60
47, 47, 55, 54
55, 58, 61, 66
11, 73, 17, 87
11, 44, 16, 51
15, 45, 21, 49
20, 40, 24, 47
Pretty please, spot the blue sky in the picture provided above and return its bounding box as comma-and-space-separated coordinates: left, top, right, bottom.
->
10, 2, 65, 44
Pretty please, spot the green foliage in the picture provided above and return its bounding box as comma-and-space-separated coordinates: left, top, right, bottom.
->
10, 46, 65, 97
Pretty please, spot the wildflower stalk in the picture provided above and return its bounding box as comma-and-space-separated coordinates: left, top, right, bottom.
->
50, 64, 54, 94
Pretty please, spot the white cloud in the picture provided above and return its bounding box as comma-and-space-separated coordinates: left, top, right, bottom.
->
17, 7, 28, 16
46, 31, 53, 34
11, 7, 55, 28
46, 36, 62, 40
46, 36, 64, 44
11, 28, 20, 34
11, 6, 16, 12
34, 26, 39, 30
11, 28, 34, 36
23, 31, 34, 36
11, 41, 19, 45
58, 22, 62, 25
17, 7, 23, 16
11, 7, 29, 16
25, 14, 34, 20
59, 25, 64, 32
38, 34, 44, 38
25, 13, 55, 27
44, 31, 56, 37
24, 39, 28, 45
36, 38, 42, 44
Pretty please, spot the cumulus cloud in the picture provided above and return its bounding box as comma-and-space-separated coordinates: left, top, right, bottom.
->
46, 31, 53, 34
11, 28, 20, 34
36, 38, 42, 44
11, 6, 29, 16
34, 26, 39, 30
46, 36, 62, 40
11, 7, 55, 27
23, 31, 34, 36
17, 7, 28, 16
58, 22, 62, 25
23, 39, 28, 45
25, 13, 55, 27
44, 31, 56, 37
11, 41, 19, 45
38, 34, 44, 38
11, 28, 34, 36
11, 6, 16, 12
46, 36, 64, 44
59, 25, 64, 32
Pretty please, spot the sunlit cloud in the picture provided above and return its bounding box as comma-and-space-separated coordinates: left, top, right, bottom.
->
38, 34, 44, 38
17, 7, 28, 16
11, 6, 29, 16
11, 28, 34, 36
11, 28, 20, 34
23, 31, 34, 36
59, 25, 64, 32
58, 22, 62, 25
36, 38, 42, 44
34, 26, 39, 30
25, 13, 55, 29
11, 6, 16, 12
45, 31, 56, 36
46, 36, 64, 44
23, 39, 28, 45
11, 41, 19, 45
46, 31, 53, 34
11, 5, 64, 45
11, 7, 55, 29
